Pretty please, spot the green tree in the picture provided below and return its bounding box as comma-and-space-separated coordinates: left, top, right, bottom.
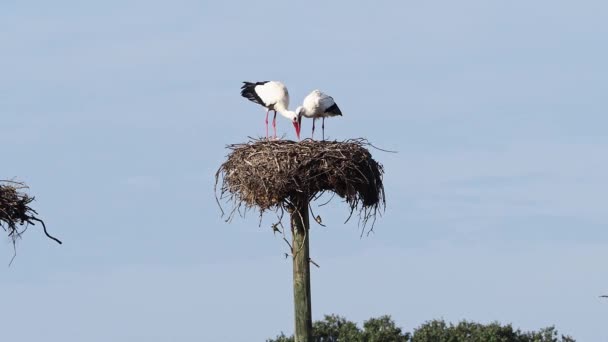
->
313, 314, 362, 341
267, 314, 409, 342
523, 326, 576, 342
267, 332, 293, 342
362, 316, 410, 342
412, 320, 520, 341
412, 320, 575, 342
268, 315, 575, 342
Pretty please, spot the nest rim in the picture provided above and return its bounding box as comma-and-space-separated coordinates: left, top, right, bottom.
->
215, 138, 386, 232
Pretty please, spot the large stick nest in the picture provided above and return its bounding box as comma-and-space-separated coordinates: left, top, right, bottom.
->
215, 139, 385, 228
0, 181, 62, 247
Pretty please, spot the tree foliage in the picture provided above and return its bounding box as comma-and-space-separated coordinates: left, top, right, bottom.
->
267, 314, 408, 342
267, 315, 575, 342
412, 320, 575, 342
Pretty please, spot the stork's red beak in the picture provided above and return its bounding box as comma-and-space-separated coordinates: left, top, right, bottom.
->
293, 121, 301, 141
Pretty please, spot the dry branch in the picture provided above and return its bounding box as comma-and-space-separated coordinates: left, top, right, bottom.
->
0, 181, 62, 248
215, 138, 385, 231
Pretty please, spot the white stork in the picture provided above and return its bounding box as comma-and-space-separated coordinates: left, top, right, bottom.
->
240, 81, 301, 140
296, 90, 342, 140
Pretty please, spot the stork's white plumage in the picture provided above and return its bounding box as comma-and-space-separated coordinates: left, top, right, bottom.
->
296, 90, 343, 140
240, 81, 301, 140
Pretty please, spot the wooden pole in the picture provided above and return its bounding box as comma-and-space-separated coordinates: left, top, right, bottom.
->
291, 197, 312, 342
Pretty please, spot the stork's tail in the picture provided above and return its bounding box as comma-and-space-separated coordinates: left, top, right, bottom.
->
326, 103, 342, 116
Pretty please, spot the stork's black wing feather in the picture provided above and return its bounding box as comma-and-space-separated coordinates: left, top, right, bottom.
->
241, 81, 269, 107
325, 102, 342, 116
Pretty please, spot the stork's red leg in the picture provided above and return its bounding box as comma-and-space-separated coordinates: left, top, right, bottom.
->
273, 111, 277, 139
312, 118, 316, 140
265, 110, 270, 139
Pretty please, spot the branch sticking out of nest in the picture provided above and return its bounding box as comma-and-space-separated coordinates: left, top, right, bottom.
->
215, 138, 386, 231
0, 181, 62, 254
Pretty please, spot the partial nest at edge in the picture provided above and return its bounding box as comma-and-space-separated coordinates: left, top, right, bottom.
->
0, 180, 61, 246
215, 138, 386, 228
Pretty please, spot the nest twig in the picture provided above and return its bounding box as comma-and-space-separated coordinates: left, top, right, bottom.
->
0, 181, 62, 262
215, 138, 385, 232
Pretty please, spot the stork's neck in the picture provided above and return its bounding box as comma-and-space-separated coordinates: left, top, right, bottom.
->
279, 110, 298, 120
274, 102, 288, 113
277, 109, 297, 121
299, 107, 313, 118
274, 103, 296, 120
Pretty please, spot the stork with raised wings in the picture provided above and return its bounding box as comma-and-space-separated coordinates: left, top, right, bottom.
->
296, 89, 342, 140
240, 81, 301, 140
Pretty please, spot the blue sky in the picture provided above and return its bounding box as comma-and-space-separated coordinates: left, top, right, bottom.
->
1, 1, 607, 341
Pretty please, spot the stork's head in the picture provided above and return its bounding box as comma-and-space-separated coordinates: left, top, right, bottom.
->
285, 110, 301, 141
295, 106, 304, 134
292, 116, 301, 141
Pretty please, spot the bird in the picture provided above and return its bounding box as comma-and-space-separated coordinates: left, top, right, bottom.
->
240, 81, 301, 140
295, 89, 342, 140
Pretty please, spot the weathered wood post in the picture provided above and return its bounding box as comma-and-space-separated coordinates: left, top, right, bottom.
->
291, 196, 312, 341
